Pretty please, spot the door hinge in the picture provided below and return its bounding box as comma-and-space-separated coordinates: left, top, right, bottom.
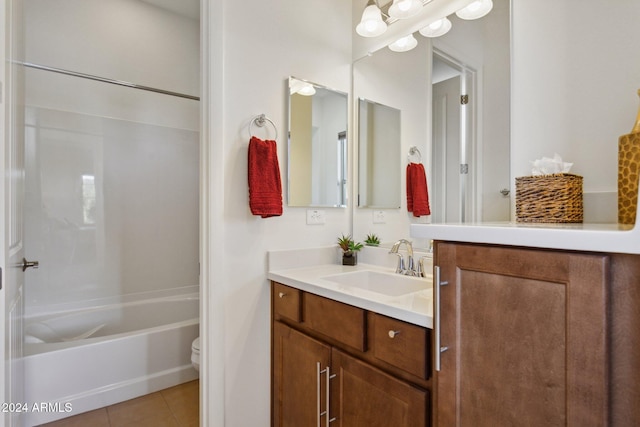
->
460, 94, 469, 105
460, 164, 469, 174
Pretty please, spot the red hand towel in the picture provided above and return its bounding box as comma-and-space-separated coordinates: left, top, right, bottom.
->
406, 163, 431, 217
248, 136, 283, 218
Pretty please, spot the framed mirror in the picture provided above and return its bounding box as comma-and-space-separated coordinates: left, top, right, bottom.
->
357, 98, 401, 208
287, 77, 348, 208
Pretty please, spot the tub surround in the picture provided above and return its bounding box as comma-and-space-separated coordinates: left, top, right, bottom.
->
268, 246, 433, 327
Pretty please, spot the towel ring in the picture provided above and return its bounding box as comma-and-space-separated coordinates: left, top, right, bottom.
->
249, 114, 278, 140
408, 146, 422, 163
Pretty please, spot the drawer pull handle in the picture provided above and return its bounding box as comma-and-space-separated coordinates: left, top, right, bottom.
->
388, 330, 401, 338
278, 292, 287, 298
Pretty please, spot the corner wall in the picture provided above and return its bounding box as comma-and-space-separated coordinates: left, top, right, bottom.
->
512, 0, 640, 221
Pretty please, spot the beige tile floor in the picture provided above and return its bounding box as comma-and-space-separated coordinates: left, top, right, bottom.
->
38, 380, 199, 427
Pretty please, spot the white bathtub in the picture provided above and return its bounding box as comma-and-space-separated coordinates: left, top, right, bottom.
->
23, 288, 199, 426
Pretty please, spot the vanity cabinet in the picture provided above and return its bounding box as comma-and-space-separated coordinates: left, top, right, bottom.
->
433, 242, 621, 426
272, 282, 430, 427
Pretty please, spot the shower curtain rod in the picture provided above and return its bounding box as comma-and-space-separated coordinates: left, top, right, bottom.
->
22, 62, 200, 101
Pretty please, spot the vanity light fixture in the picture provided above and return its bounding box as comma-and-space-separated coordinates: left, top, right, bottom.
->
388, 0, 422, 19
356, 0, 388, 38
418, 16, 452, 37
455, 0, 493, 20
388, 33, 418, 52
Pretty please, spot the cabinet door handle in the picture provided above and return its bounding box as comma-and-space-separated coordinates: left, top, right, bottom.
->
317, 364, 336, 426
388, 330, 401, 338
278, 292, 286, 298
434, 266, 448, 372
317, 362, 322, 427
325, 366, 331, 426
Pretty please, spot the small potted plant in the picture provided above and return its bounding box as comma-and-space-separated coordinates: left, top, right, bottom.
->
364, 233, 381, 247
337, 233, 363, 266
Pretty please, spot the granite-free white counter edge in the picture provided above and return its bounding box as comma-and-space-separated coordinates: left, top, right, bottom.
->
411, 221, 640, 254
268, 263, 433, 328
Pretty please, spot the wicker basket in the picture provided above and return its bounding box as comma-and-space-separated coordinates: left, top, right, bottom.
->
515, 173, 583, 223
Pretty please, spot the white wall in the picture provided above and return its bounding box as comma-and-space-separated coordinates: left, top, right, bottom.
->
512, 0, 640, 221
215, 0, 352, 425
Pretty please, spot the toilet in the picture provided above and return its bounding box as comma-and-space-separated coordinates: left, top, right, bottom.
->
191, 337, 200, 373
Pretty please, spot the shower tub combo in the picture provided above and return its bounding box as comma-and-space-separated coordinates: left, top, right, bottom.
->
22, 287, 199, 426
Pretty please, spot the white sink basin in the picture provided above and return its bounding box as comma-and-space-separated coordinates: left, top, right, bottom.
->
322, 270, 428, 296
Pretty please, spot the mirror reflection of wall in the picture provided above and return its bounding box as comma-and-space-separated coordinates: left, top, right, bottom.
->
431, 0, 511, 223
353, 41, 431, 246
358, 98, 401, 208
287, 77, 348, 208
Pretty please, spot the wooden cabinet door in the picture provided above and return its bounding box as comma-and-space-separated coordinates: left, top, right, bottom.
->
434, 243, 609, 427
331, 349, 428, 427
273, 322, 332, 427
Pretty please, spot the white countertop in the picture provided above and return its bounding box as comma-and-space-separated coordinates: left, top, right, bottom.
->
268, 262, 433, 328
411, 221, 640, 254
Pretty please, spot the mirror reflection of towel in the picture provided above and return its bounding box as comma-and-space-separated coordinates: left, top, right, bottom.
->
406, 163, 431, 217
248, 136, 283, 218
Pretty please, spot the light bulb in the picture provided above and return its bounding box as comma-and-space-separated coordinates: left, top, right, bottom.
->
365, 20, 377, 32
468, 1, 482, 12
398, 0, 411, 11
356, 3, 387, 37
388, 0, 422, 19
456, 0, 493, 20
388, 34, 418, 52
418, 17, 452, 38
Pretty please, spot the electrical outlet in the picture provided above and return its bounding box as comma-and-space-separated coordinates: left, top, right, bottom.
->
306, 209, 326, 225
373, 210, 386, 224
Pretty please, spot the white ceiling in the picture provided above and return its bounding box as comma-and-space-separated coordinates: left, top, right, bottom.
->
138, 0, 199, 20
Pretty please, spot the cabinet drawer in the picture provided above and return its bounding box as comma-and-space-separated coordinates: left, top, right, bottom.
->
369, 313, 428, 379
272, 283, 302, 322
304, 293, 366, 351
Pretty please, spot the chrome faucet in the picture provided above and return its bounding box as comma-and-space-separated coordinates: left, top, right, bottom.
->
389, 239, 416, 276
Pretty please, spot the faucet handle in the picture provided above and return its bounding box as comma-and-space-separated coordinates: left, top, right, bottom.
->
417, 256, 432, 278
391, 252, 405, 274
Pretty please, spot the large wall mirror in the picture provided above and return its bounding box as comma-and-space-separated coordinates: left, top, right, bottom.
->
352, 0, 510, 246
288, 77, 348, 207
358, 98, 401, 208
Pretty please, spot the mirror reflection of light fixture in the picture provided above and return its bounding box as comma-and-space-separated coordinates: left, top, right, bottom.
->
418, 17, 452, 37
388, 33, 418, 52
388, 0, 422, 19
297, 84, 316, 96
455, 0, 493, 20
290, 79, 317, 96
356, 0, 388, 38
